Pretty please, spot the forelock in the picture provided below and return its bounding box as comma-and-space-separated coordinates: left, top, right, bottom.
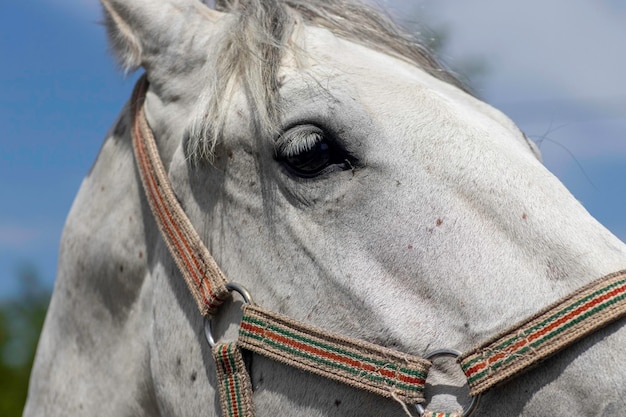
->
186, 0, 467, 162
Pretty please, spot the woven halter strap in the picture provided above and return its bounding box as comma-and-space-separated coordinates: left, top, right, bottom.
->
460, 269, 626, 396
130, 75, 626, 416
130, 76, 229, 316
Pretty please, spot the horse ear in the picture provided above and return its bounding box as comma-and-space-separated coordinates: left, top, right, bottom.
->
100, 0, 221, 72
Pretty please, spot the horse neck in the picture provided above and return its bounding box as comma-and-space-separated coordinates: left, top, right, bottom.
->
25, 105, 161, 416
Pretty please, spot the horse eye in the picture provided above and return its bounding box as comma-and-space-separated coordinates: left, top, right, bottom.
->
277, 125, 352, 178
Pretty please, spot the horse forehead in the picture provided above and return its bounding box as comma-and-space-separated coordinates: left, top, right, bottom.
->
287, 26, 526, 143
294, 26, 439, 88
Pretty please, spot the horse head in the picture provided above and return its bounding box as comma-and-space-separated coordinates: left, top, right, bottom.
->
25, 1, 626, 416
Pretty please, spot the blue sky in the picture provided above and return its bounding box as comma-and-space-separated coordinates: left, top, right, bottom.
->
408, 0, 626, 239
1, 0, 139, 296
1, 0, 625, 297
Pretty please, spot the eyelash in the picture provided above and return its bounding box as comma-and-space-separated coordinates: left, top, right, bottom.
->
276, 124, 355, 178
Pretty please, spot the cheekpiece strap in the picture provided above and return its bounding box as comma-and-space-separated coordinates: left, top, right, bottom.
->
130, 75, 229, 316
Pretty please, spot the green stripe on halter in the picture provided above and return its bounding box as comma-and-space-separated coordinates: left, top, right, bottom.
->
460, 271, 626, 396
212, 343, 254, 417
241, 314, 427, 380
238, 304, 430, 404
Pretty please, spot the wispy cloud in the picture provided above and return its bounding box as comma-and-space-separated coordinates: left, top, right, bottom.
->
43, 0, 101, 21
0, 226, 39, 248
387, 0, 626, 176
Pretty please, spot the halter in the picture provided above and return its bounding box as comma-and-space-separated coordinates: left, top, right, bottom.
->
130, 76, 626, 417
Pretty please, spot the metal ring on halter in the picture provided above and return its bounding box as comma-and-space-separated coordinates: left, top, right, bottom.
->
204, 282, 254, 348
415, 349, 481, 417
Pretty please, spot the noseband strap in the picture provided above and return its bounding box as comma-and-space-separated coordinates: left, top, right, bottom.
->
238, 304, 429, 402
131, 75, 626, 417
460, 269, 626, 396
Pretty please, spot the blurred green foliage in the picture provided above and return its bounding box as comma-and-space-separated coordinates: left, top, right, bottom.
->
0, 265, 50, 416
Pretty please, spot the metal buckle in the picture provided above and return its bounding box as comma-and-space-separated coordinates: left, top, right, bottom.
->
204, 282, 254, 347
415, 349, 481, 417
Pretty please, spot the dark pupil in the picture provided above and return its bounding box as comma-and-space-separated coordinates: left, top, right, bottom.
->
285, 141, 331, 176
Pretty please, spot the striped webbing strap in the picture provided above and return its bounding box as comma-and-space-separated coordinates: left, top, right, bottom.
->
422, 411, 461, 417
238, 304, 430, 404
213, 343, 255, 417
130, 76, 229, 316
460, 269, 626, 396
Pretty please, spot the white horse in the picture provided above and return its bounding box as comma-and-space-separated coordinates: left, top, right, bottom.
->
25, 0, 626, 416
